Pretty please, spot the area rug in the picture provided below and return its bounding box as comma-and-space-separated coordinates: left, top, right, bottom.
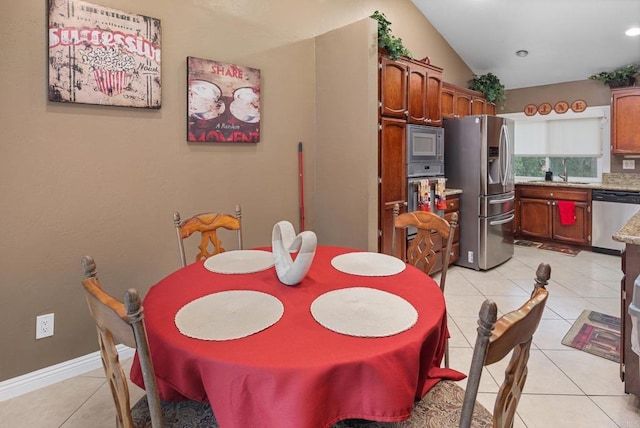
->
561, 310, 621, 363
538, 242, 581, 256
514, 240, 542, 248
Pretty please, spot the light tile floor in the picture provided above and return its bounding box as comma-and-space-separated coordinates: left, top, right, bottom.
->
2, 246, 640, 427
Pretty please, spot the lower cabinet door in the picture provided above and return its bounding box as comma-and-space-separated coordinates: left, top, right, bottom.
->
552, 201, 589, 245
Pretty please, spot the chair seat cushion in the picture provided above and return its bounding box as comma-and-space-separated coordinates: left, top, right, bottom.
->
333, 380, 493, 428
131, 396, 218, 428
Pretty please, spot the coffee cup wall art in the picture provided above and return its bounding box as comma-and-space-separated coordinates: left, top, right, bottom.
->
187, 56, 261, 143
48, 0, 161, 108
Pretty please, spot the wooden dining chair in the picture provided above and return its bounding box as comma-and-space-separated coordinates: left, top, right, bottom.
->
407, 262, 550, 428
334, 262, 551, 428
392, 203, 459, 367
173, 205, 242, 267
81, 256, 217, 428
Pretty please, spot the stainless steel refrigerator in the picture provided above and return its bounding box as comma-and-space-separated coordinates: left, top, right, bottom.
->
444, 115, 515, 270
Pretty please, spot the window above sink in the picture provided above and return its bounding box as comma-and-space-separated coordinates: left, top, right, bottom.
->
500, 106, 610, 183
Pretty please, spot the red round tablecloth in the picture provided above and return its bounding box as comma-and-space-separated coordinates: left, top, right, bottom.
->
130, 246, 464, 428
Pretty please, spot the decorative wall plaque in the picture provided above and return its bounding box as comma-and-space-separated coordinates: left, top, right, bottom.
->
524, 104, 538, 116
48, 0, 161, 108
538, 103, 552, 115
571, 100, 587, 112
187, 57, 261, 143
554, 101, 569, 114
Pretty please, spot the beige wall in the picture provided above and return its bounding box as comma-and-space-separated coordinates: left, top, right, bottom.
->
1, 1, 469, 381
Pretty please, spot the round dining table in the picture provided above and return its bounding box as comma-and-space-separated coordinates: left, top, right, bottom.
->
130, 246, 464, 428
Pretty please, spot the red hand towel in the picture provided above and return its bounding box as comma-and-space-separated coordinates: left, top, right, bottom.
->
557, 200, 576, 225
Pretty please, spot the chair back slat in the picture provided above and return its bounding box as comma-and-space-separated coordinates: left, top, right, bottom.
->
174, 206, 243, 267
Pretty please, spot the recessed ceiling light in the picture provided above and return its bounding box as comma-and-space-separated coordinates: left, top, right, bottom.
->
626, 27, 640, 36
515, 50, 529, 57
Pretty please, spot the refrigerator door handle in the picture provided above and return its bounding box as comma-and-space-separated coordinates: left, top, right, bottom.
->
502, 124, 512, 188
489, 214, 515, 226
489, 195, 515, 204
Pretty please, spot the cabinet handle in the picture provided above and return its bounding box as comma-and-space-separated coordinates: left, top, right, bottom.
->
552, 202, 556, 206
550, 192, 554, 197
547, 201, 550, 205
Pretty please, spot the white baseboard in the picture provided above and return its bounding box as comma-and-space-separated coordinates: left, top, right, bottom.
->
0, 345, 135, 402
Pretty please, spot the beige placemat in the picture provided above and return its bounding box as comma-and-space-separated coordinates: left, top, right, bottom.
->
203, 250, 274, 274
175, 290, 284, 341
310, 287, 418, 337
330, 252, 406, 276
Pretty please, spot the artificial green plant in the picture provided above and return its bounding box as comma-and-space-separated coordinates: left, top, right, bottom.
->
370, 11, 412, 60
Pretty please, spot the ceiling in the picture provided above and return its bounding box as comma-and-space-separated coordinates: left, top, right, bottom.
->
411, 0, 640, 89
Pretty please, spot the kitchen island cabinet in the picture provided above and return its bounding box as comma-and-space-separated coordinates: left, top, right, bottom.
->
611, 87, 640, 154
613, 212, 640, 398
516, 185, 591, 246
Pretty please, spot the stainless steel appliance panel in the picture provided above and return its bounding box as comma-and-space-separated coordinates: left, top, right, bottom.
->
480, 192, 515, 218
444, 115, 515, 270
479, 210, 515, 270
592, 190, 640, 254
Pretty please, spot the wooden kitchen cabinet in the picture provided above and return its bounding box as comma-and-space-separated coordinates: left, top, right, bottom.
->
379, 54, 443, 126
516, 185, 591, 246
621, 244, 640, 397
401, 58, 443, 126
379, 56, 408, 119
611, 87, 640, 154
379, 117, 407, 256
441, 83, 490, 119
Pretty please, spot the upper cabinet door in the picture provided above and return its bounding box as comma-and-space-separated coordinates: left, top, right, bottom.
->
612, 87, 640, 154
404, 59, 443, 126
472, 96, 486, 115
441, 84, 455, 119
425, 67, 443, 126
379, 56, 408, 119
454, 91, 472, 118
406, 62, 428, 124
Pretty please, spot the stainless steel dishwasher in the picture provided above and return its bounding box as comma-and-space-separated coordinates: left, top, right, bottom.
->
592, 189, 640, 254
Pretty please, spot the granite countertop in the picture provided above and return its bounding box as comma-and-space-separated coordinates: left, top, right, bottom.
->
445, 188, 463, 196
516, 173, 640, 192
613, 211, 640, 245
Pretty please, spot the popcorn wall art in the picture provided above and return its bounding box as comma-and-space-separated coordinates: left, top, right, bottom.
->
48, 0, 161, 108
187, 57, 260, 143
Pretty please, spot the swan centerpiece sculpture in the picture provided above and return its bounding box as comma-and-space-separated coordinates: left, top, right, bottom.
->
271, 221, 317, 286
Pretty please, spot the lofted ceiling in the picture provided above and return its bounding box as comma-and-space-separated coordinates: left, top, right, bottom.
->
411, 0, 640, 89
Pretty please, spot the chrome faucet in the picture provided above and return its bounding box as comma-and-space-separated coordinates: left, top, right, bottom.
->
558, 157, 568, 182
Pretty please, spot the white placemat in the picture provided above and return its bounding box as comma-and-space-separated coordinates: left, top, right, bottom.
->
330, 252, 406, 276
203, 250, 274, 274
175, 290, 284, 341
310, 287, 418, 337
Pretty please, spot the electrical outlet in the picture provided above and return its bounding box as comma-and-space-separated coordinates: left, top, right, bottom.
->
36, 313, 54, 339
623, 159, 635, 170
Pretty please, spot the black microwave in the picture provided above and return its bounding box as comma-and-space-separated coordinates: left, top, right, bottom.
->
406, 124, 444, 177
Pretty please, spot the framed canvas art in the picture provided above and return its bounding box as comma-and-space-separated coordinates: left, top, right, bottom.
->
187, 57, 260, 143
48, 0, 161, 108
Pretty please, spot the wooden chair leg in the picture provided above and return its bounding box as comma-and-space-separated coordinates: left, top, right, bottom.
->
444, 341, 449, 368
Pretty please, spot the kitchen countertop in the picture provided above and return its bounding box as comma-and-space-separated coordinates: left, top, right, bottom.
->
516, 172, 640, 192
445, 188, 462, 196
613, 211, 640, 245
